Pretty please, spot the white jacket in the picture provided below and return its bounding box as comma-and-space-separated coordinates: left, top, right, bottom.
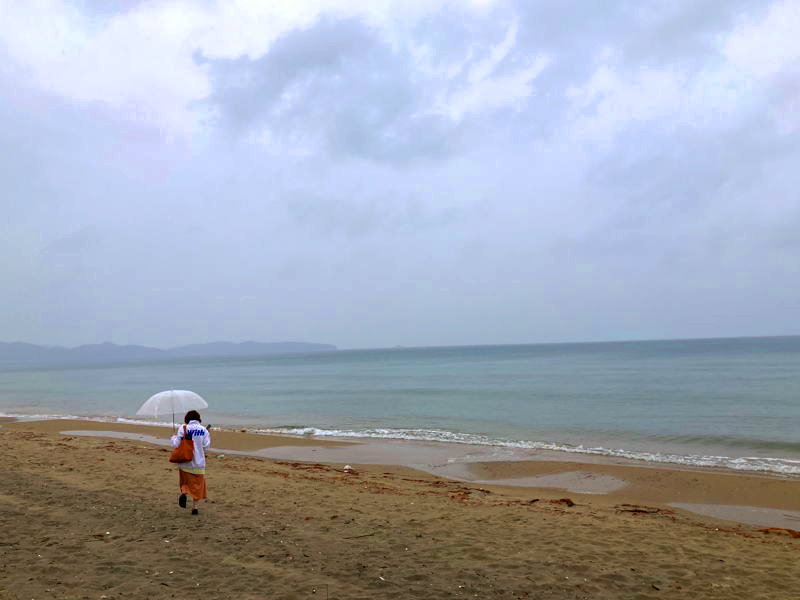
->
170, 420, 211, 470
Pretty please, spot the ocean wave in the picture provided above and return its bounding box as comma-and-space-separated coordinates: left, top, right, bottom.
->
257, 425, 800, 475
114, 417, 175, 427
0, 412, 174, 428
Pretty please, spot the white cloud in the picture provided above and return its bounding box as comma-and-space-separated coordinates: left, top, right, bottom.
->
0, 0, 502, 134
564, 1, 800, 147
445, 54, 549, 120
1, 1, 795, 145
723, 0, 800, 79
723, 0, 800, 133
565, 63, 688, 145
1, 0, 210, 132
467, 21, 518, 84
430, 21, 550, 121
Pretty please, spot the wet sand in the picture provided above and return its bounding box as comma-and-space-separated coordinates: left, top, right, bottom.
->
42, 419, 800, 514
460, 458, 800, 512
2, 418, 799, 599
669, 503, 800, 530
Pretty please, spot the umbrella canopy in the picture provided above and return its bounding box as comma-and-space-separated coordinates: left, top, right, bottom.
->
136, 390, 208, 422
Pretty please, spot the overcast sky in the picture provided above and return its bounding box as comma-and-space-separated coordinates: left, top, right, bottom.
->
1, 0, 798, 349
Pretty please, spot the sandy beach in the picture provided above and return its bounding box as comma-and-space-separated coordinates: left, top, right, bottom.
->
2, 418, 799, 599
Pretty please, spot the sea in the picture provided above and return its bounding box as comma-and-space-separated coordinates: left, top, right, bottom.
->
1, 336, 799, 475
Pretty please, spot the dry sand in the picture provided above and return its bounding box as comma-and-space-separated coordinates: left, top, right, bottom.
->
2, 418, 799, 599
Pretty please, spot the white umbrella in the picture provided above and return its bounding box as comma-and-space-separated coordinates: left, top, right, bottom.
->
136, 390, 208, 426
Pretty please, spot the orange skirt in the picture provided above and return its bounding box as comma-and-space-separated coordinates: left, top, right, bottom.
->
178, 469, 208, 500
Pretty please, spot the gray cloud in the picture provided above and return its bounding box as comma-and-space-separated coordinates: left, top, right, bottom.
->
207, 17, 461, 163
285, 190, 463, 238
0, 0, 798, 348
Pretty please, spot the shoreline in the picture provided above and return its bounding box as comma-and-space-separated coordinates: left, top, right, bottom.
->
5, 417, 800, 529
5, 412, 800, 477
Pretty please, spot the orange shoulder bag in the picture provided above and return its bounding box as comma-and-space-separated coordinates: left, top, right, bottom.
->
169, 425, 194, 463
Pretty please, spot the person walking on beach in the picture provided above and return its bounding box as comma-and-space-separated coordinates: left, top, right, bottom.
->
171, 410, 211, 515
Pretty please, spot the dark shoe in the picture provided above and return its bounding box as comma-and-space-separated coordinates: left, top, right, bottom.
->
178, 493, 187, 508
191, 508, 199, 515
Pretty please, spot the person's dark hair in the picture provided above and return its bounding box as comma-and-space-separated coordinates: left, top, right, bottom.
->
184, 410, 201, 424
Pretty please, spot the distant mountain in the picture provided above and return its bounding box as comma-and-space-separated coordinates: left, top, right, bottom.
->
71, 342, 168, 361
0, 340, 337, 365
168, 341, 337, 358
0, 342, 70, 362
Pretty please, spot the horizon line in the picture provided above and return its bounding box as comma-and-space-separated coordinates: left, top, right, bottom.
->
4, 332, 799, 353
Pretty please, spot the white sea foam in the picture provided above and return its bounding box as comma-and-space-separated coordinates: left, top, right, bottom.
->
114, 417, 174, 427
0, 412, 173, 428
257, 425, 800, 475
